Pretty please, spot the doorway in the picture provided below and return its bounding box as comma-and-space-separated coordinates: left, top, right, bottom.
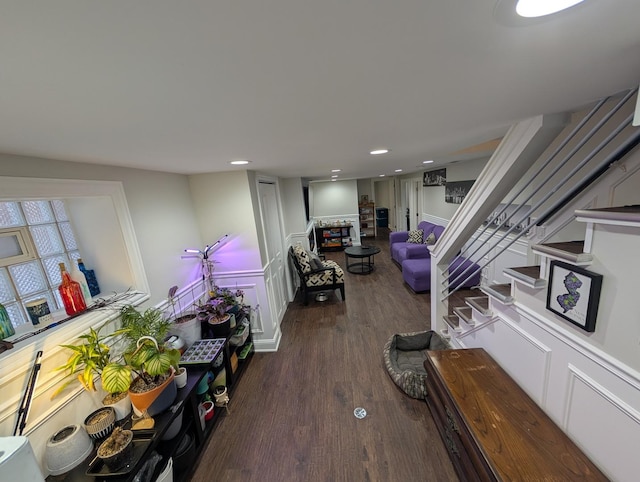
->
257, 181, 288, 324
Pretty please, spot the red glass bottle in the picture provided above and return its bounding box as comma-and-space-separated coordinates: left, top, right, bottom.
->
58, 262, 87, 316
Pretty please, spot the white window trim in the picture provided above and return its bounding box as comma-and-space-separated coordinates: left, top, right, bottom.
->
0, 176, 151, 434
0, 227, 37, 267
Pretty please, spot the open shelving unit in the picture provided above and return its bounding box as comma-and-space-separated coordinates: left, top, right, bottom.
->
314, 224, 353, 252
359, 202, 375, 239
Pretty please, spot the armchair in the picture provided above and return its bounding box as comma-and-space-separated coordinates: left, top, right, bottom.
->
289, 245, 345, 305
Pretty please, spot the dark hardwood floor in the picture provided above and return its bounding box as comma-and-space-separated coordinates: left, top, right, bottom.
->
191, 231, 460, 482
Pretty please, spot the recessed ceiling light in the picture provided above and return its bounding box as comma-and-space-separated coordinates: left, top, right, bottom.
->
516, 0, 584, 17
331, 175, 338, 178
394, 169, 403, 172
331, 179, 337, 182
422, 160, 434, 164
370, 149, 390, 155
331, 169, 341, 173
379, 174, 385, 177
230, 160, 251, 165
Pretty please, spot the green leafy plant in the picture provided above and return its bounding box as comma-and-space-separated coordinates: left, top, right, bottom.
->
51, 323, 129, 399
197, 285, 245, 321
119, 305, 171, 350
101, 335, 181, 394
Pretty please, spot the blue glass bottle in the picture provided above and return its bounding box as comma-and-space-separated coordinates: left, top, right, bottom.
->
77, 258, 101, 297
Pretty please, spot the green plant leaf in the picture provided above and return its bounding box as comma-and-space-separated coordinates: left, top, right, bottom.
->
102, 363, 132, 394
144, 352, 172, 377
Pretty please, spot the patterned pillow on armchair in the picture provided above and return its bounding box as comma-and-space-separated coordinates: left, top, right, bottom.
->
293, 244, 313, 273
407, 229, 423, 244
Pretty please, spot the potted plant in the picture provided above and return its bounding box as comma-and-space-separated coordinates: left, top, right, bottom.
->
166, 285, 201, 347
51, 324, 132, 421
96, 426, 134, 471
101, 307, 181, 418
119, 304, 172, 351
197, 285, 245, 337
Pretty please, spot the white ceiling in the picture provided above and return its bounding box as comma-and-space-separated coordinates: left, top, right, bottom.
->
1, 1, 639, 181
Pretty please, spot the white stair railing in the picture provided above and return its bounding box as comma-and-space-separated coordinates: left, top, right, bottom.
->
431, 88, 640, 333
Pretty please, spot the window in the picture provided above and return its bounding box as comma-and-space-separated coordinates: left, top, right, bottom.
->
0, 200, 81, 329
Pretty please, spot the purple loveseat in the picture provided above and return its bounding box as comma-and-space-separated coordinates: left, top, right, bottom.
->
389, 221, 445, 265
389, 221, 481, 292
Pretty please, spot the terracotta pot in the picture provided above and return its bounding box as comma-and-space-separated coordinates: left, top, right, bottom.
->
128, 370, 177, 417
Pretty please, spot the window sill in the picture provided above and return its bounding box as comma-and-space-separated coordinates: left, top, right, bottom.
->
0, 291, 149, 436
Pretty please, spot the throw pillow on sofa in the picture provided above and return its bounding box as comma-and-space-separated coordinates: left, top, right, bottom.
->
407, 229, 423, 244
424, 232, 436, 245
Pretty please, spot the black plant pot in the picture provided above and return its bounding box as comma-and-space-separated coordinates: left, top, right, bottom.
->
208, 313, 232, 338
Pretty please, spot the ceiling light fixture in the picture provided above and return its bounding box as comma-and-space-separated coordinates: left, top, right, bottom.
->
230, 160, 251, 165
422, 160, 434, 164
394, 169, 403, 173
379, 174, 385, 177
370, 149, 390, 155
331, 175, 338, 178
516, 0, 585, 17
331, 169, 341, 173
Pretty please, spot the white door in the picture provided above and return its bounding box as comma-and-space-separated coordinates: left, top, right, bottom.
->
258, 181, 288, 324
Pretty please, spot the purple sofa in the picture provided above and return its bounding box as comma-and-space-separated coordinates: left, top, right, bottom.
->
389, 221, 481, 292
389, 221, 445, 265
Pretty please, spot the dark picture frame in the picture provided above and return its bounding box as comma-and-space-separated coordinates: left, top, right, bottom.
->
546, 260, 602, 332
423, 168, 446, 187
445, 180, 474, 204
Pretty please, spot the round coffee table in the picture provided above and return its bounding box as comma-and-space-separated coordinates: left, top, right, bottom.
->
344, 245, 381, 274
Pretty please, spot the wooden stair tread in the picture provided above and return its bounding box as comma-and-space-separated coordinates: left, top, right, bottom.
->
465, 296, 491, 315
480, 283, 514, 305
453, 306, 474, 327
443, 315, 461, 332
575, 205, 640, 226
532, 240, 592, 264
503, 266, 546, 289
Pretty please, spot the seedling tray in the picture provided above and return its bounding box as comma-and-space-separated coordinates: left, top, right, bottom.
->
179, 339, 225, 365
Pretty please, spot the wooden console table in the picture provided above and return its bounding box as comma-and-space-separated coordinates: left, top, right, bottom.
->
423, 348, 608, 481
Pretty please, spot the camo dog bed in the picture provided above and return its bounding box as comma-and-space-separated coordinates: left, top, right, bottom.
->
383, 330, 449, 399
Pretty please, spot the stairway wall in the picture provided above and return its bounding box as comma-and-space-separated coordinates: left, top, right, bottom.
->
438, 90, 640, 481
450, 143, 640, 482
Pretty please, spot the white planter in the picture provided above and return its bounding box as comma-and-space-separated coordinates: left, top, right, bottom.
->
103, 393, 132, 421
174, 367, 188, 389
170, 315, 201, 348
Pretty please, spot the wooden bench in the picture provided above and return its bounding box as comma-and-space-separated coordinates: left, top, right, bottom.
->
424, 348, 608, 481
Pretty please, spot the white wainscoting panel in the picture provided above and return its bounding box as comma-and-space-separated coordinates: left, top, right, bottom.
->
467, 299, 640, 481
565, 366, 640, 482
458, 315, 550, 405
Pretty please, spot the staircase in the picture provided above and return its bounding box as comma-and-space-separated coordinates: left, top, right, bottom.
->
429, 89, 640, 481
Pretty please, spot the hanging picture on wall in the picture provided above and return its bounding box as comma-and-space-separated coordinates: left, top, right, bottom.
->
444, 180, 474, 204
423, 168, 446, 186
546, 261, 602, 332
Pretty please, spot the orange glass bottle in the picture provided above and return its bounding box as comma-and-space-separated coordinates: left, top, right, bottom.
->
58, 262, 87, 316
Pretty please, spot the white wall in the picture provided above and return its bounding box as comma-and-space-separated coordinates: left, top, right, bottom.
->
0, 153, 203, 302
188, 170, 262, 272
309, 179, 359, 218
421, 158, 488, 220
280, 177, 308, 235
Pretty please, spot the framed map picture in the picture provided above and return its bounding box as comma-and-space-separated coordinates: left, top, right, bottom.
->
546, 260, 602, 332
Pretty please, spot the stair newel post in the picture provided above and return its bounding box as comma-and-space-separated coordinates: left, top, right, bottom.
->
430, 253, 449, 338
